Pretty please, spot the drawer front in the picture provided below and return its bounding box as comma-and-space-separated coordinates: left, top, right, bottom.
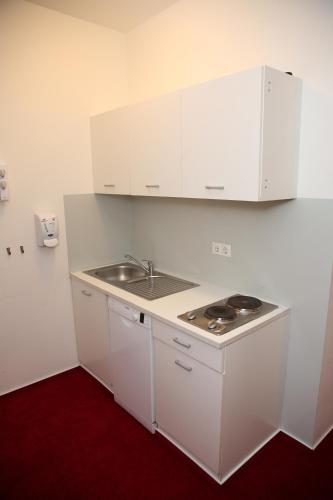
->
152, 319, 223, 372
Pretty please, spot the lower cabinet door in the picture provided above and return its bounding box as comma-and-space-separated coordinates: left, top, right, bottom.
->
71, 279, 112, 388
154, 339, 222, 474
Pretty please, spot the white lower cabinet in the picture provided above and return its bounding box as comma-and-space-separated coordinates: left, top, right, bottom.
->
71, 279, 112, 388
154, 339, 222, 474
153, 316, 287, 482
70, 277, 287, 483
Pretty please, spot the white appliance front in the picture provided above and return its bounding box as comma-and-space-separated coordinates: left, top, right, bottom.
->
108, 297, 155, 433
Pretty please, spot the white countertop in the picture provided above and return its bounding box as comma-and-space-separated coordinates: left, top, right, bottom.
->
71, 267, 289, 349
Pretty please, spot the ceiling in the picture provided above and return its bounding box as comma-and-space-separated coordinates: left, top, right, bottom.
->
25, 0, 180, 32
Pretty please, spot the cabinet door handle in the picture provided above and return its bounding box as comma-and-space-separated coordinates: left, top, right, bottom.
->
81, 290, 92, 297
172, 337, 191, 349
205, 185, 224, 190
145, 184, 160, 188
104, 184, 115, 187
175, 359, 192, 372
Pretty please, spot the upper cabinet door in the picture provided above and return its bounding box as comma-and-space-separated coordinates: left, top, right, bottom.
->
130, 91, 182, 197
182, 67, 263, 201
91, 107, 130, 195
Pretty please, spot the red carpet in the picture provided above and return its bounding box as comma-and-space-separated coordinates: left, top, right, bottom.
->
0, 367, 332, 499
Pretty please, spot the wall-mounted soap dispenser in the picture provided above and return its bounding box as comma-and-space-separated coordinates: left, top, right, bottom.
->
35, 214, 58, 248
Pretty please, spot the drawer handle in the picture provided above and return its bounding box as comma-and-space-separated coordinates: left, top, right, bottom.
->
175, 360, 192, 372
104, 184, 115, 187
81, 290, 92, 297
145, 184, 160, 188
205, 185, 224, 190
172, 337, 191, 349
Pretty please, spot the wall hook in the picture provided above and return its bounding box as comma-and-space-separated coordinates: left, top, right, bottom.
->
6, 247, 11, 256
20, 245, 25, 254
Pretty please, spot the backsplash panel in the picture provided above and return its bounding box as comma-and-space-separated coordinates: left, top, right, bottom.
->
132, 196, 332, 302
64, 194, 133, 271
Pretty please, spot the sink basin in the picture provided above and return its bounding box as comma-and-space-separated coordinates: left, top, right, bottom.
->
84, 262, 199, 300
85, 263, 147, 283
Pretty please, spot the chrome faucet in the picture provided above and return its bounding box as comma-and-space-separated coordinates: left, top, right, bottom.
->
125, 254, 154, 276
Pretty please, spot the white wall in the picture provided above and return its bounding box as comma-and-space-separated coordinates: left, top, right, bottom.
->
126, 0, 333, 445
0, 0, 128, 393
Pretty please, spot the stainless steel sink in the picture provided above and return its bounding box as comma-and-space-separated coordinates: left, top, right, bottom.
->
84, 262, 199, 300
87, 263, 147, 283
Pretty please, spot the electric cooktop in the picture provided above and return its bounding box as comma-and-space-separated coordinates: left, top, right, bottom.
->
178, 294, 278, 335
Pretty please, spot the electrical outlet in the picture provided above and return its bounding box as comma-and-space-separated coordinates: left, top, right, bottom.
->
212, 241, 232, 257
221, 243, 232, 257
212, 242, 221, 255
0, 164, 9, 201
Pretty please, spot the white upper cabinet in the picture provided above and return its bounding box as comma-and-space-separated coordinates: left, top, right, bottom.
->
91, 66, 301, 201
181, 66, 302, 201
90, 107, 130, 195
129, 91, 182, 197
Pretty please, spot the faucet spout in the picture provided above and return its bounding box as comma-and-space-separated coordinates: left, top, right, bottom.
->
125, 254, 154, 276
142, 259, 154, 276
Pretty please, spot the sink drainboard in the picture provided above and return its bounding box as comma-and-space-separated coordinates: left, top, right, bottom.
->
116, 276, 198, 300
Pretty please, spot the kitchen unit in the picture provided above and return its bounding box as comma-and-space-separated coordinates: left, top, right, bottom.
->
70, 268, 288, 484
90, 65, 302, 201
74, 64, 297, 484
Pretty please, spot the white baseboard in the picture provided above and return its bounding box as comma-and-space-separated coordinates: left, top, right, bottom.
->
312, 423, 333, 449
157, 426, 280, 485
0, 363, 114, 398
114, 394, 155, 433
279, 428, 314, 449
219, 429, 280, 485
79, 364, 114, 394
156, 426, 220, 482
279, 425, 333, 450
0, 363, 79, 396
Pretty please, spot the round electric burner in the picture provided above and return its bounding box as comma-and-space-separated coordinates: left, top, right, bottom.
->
227, 295, 262, 313
204, 305, 237, 323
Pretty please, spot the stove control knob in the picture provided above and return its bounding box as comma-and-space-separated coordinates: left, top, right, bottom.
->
186, 311, 196, 321
208, 319, 218, 330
